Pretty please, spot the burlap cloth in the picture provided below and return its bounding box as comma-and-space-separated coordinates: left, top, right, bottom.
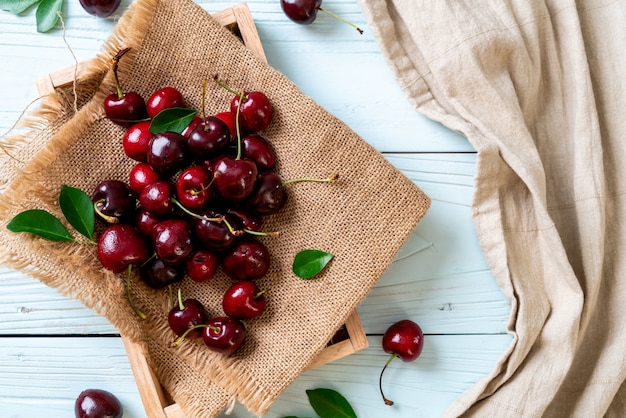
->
357, 0, 626, 416
0, 0, 430, 416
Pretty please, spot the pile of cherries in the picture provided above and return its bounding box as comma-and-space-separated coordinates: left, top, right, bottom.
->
94, 49, 300, 356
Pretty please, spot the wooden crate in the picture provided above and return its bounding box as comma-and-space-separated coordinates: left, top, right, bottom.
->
36, 3, 368, 417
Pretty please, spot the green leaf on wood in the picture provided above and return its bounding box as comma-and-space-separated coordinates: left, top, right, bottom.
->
0, 0, 41, 14
6, 209, 74, 242
149, 107, 197, 134
306, 388, 357, 418
59, 185, 95, 240
35, 0, 62, 33
293, 249, 334, 279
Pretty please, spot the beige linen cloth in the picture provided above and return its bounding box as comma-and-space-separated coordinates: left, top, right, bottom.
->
357, 0, 626, 416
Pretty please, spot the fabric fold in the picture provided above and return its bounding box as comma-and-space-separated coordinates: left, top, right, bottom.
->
357, 0, 626, 416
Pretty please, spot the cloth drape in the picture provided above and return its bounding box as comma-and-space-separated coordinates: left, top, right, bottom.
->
356, 0, 626, 416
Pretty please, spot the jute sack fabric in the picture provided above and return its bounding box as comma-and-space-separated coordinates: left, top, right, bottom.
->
0, 0, 430, 416
356, 0, 626, 416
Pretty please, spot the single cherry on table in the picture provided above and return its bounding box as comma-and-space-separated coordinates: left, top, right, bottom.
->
79, 0, 121, 18
74, 388, 123, 418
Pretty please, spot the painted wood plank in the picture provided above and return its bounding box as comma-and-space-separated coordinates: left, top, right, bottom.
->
0, 0, 472, 152
0, 334, 511, 418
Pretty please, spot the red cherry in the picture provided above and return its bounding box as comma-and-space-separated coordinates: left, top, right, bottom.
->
146, 86, 185, 118
202, 316, 246, 356
104, 91, 146, 127
97, 224, 149, 273
213, 156, 258, 202
215, 111, 245, 142
230, 91, 273, 132
379, 319, 424, 406
221, 237, 270, 281
122, 121, 154, 162
152, 219, 194, 266
74, 388, 123, 418
139, 180, 175, 215
241, 133, 276, 171
186, 249, 219, 282
128, 162, 160, 195
168, 291, 207, 339
222, 280, 266, 320
176, 165, 214, 210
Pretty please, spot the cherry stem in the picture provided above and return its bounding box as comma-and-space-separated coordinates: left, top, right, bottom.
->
171, 323, 220, 346
255, 290, 266, 299
379, 353, 397, 406
171, 198, 222, 222
125, 264, 146, 320
317, 7, 363, 34
282, 173, 339, 186
93, 200, 119, 224
212, 75, 244, 160
112, 48, 131, 99
201, 79, 207, 122
243, 228, 280, 237
177, 288, 184, 311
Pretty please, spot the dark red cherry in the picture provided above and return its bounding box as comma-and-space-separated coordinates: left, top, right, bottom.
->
194, 212, 239, 252
222, 280, 266, 320
247, 171, 287, 215
152, 219, 194, 266
182, 114, 203, 138
122, 121, 153, 162
230, 91, 273, 132
186, 116, 230, 160
227, 207, 263, 232
92, 180, 137, 223
241, 134, 276, 171
186, 249, 219, 282
104, 91, 146, 127
379, 319, 424, 406
139, 256, 185, 289
139, 180, 175, 215
176, 165, 213, 210
221, 237, 270, 281
202, 316, 246, 356
74, 388, 123, 418
168, 294, 207, 339
146, 86, 185, 118
146, 132, 188, 175
213, 156, 258, 202
128, 162, 160, 195
97, 224, 149, 273
135, 209, 164, 239
280, 0, 321, 24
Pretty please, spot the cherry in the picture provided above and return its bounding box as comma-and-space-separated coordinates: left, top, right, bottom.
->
247, 171, 287, 215
78, 0, 121, 18
146, 132, 188, 175
104, 48, 147, 127
379, 319, 424, 406
139, 180, 175, 215
213, 156, 258, 202
213, 76, 273, 132
92, 180, 137, 224
176, 165, 213, 210
168, 289, 207, 339
280, 0, 363, 34
186, 249, 219, 282
128, 162, 160, 195
122, 121, 153, 162
227, 207, 263, 233
140, 256, 185, 289
135, 209, 164, 239
74, 388, 122, 418
221, 237, 270, 281
182, 114, 203, 138
153, 219, 194, 266
202, 316, 246, 356
215, 111, 243, 143
97, 224, 149, 273
194, 211, 239, 252
146, 86, 185, 119
241, 134, 276, 171
187, 116, 230, 160
222, 280, 266, 320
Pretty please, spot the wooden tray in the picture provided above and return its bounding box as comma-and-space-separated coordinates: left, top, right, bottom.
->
36, 3, 368, 417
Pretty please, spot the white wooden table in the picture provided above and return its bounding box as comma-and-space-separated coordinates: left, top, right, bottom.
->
0, 1, 512, 416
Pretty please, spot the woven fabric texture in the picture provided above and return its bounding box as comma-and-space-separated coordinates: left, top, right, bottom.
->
0, 0, 430, 416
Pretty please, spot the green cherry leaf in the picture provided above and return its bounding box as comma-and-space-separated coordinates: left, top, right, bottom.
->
306, 388, 357, 418
6, 209, 74, 242
293, 249, 334, 279
35, 0, 62, 33
59, 185, 95, 240
149, 108, 197, 134
0, 0, 41, 14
